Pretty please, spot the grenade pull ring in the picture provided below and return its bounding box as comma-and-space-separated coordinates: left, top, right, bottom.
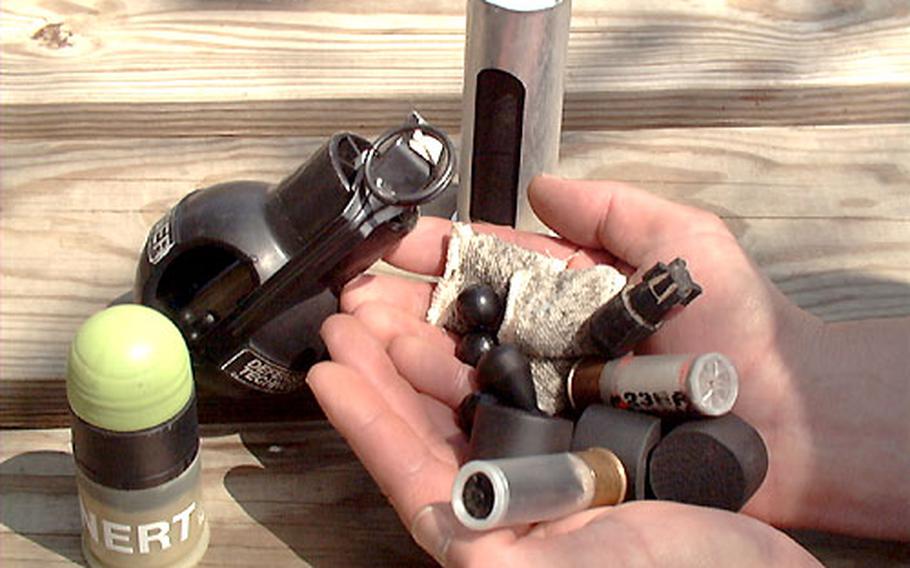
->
361, 112, 457, 207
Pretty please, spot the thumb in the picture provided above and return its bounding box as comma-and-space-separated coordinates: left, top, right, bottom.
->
529, 175, 708, 266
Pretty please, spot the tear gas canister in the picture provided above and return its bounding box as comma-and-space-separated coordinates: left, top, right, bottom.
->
67, 305, 209, 568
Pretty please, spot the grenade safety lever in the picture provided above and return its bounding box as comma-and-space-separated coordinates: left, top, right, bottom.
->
131, 113, 455, 396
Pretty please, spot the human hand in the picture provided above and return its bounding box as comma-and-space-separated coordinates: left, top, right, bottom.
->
334, 175, 820, 520
307, 314, 819, 566
307, 176, 826, 566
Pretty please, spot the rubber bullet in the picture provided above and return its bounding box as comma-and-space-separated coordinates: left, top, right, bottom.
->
456, 332, 497, 367
476, 344, 537, 411
456, 284, 504, 331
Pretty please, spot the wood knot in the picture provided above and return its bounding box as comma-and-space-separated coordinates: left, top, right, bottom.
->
31, 22, 74, 49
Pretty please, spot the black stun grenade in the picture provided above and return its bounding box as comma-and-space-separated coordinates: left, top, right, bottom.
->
131, 113, 455, 397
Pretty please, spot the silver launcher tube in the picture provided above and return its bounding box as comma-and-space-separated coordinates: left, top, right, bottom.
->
451, 448, 626, 530
458, 0, 572, 232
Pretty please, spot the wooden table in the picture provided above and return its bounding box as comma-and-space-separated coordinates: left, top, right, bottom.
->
2, 1, 909, 565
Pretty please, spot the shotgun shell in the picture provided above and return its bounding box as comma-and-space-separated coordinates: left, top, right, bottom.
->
568, 353, 738, 417
571, 405, 662, 500
451, 448, 626, 530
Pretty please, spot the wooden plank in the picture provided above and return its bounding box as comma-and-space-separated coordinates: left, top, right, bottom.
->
558, 126, 910, 221
2, 0, 909, 137
0, 424, 435, 567
5, 126, 909, 219
0, 379, 325, 429
4, 213, 906, 344
1, 126, 908, 392
2, 425, 907, 566
3, 214, 906, 383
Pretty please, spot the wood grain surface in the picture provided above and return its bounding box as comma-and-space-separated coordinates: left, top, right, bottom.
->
3, 127, 908, 388
2, 0, 909, 137
2, 425, 909, 567
0, 424, 436, 567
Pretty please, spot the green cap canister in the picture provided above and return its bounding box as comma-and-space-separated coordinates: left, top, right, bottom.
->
68, 305, 209, 568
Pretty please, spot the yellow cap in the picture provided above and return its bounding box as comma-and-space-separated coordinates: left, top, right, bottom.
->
67, 304, 194, 432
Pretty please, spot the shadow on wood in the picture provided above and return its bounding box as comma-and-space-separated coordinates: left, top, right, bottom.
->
0, 450, 86, 566
221, 424, 436, 567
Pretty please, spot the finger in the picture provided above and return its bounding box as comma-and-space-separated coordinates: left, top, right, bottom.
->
307, 361, 456, 523
388, 335, 475, 408
526, 507, 617, 539
419, 393, 468, 455
320, 314, 458, 465
472, 222, 580, 260
309, 360, 521, 564
383, 216, 453, 276
516, 502, 822, 567
565, 246, 622, 271
384, 216, 583, 276
529, 175, 718, 267
340, 273, 434, 318
411, 503, 521, 567
352, 301, 457, 354
313, 323, 525, 564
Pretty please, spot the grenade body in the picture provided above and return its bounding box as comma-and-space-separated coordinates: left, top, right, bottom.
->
133, 177, 339, 396
133, 133, 422, 396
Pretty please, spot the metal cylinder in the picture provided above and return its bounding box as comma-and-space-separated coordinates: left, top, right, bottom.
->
568, 353, 739, 417
458, 0, 572, 232
451, 448, 626, 530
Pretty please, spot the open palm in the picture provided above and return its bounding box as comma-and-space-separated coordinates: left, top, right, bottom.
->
307, 176, 822, 567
